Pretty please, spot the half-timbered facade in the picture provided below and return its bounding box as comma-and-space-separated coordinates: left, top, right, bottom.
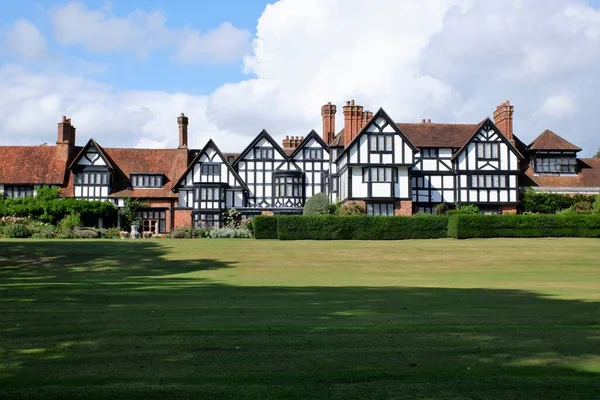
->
0, 100, 598, 231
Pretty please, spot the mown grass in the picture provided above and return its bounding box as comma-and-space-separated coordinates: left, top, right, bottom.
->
0, 238, 599, 399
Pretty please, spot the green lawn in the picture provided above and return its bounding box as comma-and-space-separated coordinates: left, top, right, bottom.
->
0, 238, 599, 399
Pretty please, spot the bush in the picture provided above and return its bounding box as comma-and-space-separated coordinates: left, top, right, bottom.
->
520, 188, 596, 214
594, 196, 600, 214
338, 201, 366, 216
206, 228, 253, 238
170, 228, 191, 239
303, 193, 331, 216
30, 222, 55, 239
74, 229, 99, 239
104, 227, 122, 239
454, 204, 480, 214
241, 218, 254, 234
448, 214, 600, 239
5, 223, 32, 238
253, 216, 278, 239
59, 213, 83, 234
277, 215, 449, 240
223, 208, 242, 228
574, 201, 593, 212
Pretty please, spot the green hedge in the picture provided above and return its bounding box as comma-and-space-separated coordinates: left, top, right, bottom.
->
252, 216, 278, 239
276, 215, 449, 240
448, 214, 600, 239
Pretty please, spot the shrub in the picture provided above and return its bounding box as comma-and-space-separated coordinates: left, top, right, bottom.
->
5, 223, 32, 238
574, 201, 593, 212
59, 213, 83, 233
142, 231, 154, 239
303, 193, 331, 216
434, 203, 449, 215
338, 201, 366, 216
104, 227, 122, 239
223, 208, 242, 228
30, 222, 55, 239
593, 196, 600, 214
253, 216, 278, 239
454, 204, 480, 214
520, 188, 596, 214
448, 214, 600, 239
170, 228, 191, 239
74, 229, 99, 239
241, 218, 254, 234
277, 215, 449, 240
206, 228, 253, 238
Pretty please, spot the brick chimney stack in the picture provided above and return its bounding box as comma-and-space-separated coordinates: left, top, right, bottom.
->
177, 113, 189, 149
493, 101, 514, 143
56, 116, 76, 146
321, 102, 337, 144
282, 135, 304, 150
342, 100, 373, 147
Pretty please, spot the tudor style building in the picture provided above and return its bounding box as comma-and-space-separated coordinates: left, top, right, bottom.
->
0, 101, 598, 232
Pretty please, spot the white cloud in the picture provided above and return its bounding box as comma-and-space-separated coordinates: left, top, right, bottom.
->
534, 94, 577, 120
2, 0, 600, 157
1, 20, 47, 59
49, 1, 250, 63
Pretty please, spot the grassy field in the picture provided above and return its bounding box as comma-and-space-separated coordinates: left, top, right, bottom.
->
0, 238, 599, 399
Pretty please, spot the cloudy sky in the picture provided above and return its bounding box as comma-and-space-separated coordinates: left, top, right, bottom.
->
1, 0, 599, 156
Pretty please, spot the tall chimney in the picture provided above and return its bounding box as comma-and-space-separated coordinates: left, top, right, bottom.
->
493, 101, 514, 142
282, 135, 291, 149
56, 116, 76, 146
177, 113, 189, 149
343, 100, 365, 147
321, 102, 337, 144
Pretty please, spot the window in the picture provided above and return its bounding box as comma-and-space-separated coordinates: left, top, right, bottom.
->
274, 176, 302, 198
363, 167, 395, 183
195, 213, 220, 228
422, 149, 438, 158
227, 156, 235, 164
76, 171, 110, 186
201, 164, 221, 176
369, 134, 393, 152
131, 174, 163, 188
4, 185, 34, 198
254, 147, 274, 159
303, 148, 323, 160
198, 187, 224, 201
331, 176, 338, 192
367, 203, 394, 216
470, 175, 507, 188
135, 210, 166, 233
476, 143, 500, 160
534, 157, 577, 174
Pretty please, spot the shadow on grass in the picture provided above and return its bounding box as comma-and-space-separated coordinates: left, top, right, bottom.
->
0, 241, 598, 400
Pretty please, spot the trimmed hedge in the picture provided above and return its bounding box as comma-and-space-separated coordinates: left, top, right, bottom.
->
448, 214, 600, 239
276, 215, 449, 240
252, 216, 279, 239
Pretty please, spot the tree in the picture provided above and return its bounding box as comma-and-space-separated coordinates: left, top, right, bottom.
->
594, 148, 600, 159
303, 193, 331, 215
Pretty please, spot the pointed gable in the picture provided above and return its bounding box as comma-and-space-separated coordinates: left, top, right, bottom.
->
68, 139, 114, 170
452, 118, 523, 161
174, 139, 249, 191
528, 130, 582, 152
233, 130, 288, 166
290, 130, 329, 159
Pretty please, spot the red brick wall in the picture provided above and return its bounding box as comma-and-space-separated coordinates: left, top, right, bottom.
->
174, 209, 192, 229
501, 205, 518, 214
395, 200, 413, 216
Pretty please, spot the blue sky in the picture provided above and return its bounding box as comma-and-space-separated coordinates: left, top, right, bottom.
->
0, 0, 599, 156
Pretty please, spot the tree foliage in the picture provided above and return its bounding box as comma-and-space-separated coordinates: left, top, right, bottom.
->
303, 193, 331, 216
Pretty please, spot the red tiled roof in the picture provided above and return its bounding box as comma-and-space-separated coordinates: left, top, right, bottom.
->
396, 122, 480, 148
103, 147, 189, 198
0, 145, 69, 185
528, 130, 581, 152
522, 158, 600, 188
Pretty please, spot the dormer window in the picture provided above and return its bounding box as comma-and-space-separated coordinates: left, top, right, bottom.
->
534, 155, 577, 174
131, 174, 163, 188
422, 149, 438, 158
254, 147, 273, 159
201, 163, 220, 176
303, 148, 323, 160
477, 143, 499, 160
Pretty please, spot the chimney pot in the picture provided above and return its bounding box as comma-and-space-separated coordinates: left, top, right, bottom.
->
57, 116, 76, 146
421, 119, 426, 123
427, 119, 431, 123
321, 102, 337, 144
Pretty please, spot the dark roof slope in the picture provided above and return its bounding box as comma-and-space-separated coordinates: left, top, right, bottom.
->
396, 122, 480, 148
0, 145, 69, 185
528, 130, 582, 152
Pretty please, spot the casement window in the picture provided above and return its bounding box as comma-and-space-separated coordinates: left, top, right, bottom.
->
4, 185, 34, 198
303, 148, 323, 160
534, 157, 577, 174
476, 143, 500, 160
422, 149, 438, 158
411, 176, 429, 189
136, 210, 166, 233
76, 171, 110, 185
201, 163, 221, 176
195, 213, 220, 228
331, 176, 339, 192
274, 176, 302, 198
198, 187, 224, 201
131, 174, 163, 188
470, 175, 507, 189
369, 134, 393, 152
363, 167, 395, 183
254, 147, 274, 159
366, 203, 394, 216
